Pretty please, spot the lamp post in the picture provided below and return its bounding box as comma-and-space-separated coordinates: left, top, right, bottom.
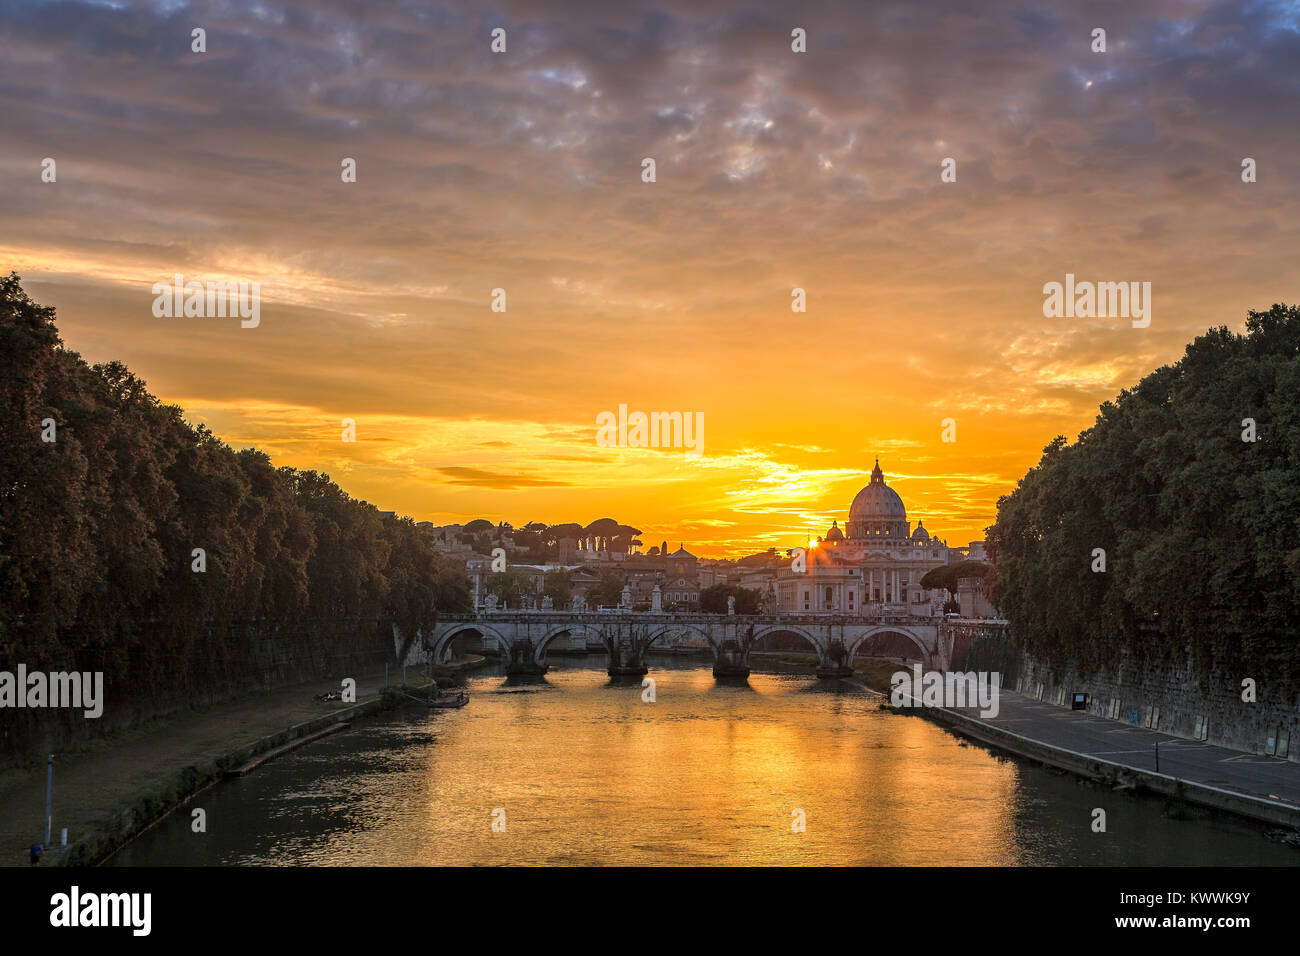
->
44, 754, 54, 846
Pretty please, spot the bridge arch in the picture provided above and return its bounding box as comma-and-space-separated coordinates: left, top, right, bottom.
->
750, 624, 827, 660
532, 623, 605, 664
429, 622, 511, 663
644, 622, 720, 654
845, 626, 930, 666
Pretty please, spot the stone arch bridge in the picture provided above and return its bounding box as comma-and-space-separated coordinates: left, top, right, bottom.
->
401, 612, 1005, 679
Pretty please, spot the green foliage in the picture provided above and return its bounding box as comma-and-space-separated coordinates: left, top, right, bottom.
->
919, 565, 958, 595
987, 304, 1300, 687
587, 569, 625, 608
0, 275, 471, 761
699, 584, 761, 615
950, 560, 990, 580
484, 569, 534, 607
542, 569, 572, 607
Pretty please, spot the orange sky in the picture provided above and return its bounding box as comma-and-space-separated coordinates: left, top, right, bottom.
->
5, 0, 1299, 556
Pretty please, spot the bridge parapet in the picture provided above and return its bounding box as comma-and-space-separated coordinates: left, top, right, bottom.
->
421, 611, 957, 677
438, 611, 941, 627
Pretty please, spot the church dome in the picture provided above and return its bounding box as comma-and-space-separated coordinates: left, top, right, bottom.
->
847, 459, 909, 540
849, 459, 906, 521
911, 522, 930, 542
825, 520, 844, 542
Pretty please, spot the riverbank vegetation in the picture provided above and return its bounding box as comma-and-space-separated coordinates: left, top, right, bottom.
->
0, 275, 471, 767
987, 304, 1300, 689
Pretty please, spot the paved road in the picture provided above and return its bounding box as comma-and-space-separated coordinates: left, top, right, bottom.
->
971, 690, 1300, 808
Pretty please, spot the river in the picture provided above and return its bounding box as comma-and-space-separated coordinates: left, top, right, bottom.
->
106, 658, 1297, 865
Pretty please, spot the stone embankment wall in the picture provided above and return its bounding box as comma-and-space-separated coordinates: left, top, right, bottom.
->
955, 632, 1298, 761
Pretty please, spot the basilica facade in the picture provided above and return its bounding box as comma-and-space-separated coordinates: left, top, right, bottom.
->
775, 459, 956, 616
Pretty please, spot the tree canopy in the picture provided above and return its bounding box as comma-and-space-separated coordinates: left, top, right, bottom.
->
987, 304, 1300, 688
0, 275, 471, 765
587, 569, 625, 608
699, 584, 762, 615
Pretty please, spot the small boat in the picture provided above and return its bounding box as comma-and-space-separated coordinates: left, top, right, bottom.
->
430, 694, 469, 709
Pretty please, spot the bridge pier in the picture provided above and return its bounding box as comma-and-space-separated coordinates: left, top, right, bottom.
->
608, 662, 649, 677
607, 656, 648, 676
506, 639, 548, 677
712, 639, 750, 679
815, 663, 855, 679
606, 643, 649, 677
605, 626, 650, 677
815, 641, 854, 680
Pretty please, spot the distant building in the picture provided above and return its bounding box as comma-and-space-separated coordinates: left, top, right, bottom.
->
776, 459, 954, 616
697, 563, 730, 590
661, 544, 699, 608
735, 564, 781, 604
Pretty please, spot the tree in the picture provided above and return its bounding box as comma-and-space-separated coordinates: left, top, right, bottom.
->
699, 584, 761, 615
987, 303, 1300, 687
511, 521, 549, 562
587, 569, 624, 608
0, 274, 489, 767
542, 522, 584, 558
919, 565, 959, 597
950, 560, 990, 580
484, 570, 533, 608
542, 569, 572, 607
584, 517, 620, 536
611, 523, 642, 554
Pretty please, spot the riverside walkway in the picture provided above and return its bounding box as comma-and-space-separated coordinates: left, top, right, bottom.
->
934, 689, 1300, 823
0, 669, 426, 866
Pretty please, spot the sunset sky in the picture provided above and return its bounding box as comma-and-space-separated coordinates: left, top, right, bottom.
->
4, 0, 1299, 556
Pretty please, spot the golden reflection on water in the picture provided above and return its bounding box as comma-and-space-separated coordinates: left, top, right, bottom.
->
104, 660, 1300, 866
375, 665, 1025, 866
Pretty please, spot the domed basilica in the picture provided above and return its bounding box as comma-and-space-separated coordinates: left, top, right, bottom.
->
776, 459, 974, 615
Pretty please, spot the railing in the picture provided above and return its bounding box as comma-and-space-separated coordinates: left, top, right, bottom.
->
437, 611, 948, 627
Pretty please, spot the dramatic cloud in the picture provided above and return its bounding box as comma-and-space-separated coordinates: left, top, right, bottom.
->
3, 0, 1298, 553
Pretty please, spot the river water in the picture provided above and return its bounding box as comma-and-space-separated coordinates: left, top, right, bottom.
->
107, 658, 1297, 866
